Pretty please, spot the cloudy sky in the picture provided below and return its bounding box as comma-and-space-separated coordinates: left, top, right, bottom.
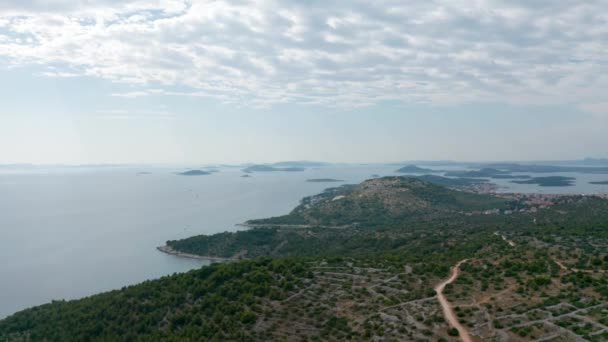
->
0, 0, 607, 164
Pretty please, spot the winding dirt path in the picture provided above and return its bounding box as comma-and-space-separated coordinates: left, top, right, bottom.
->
494, 232, 515, 247
552, 257, 607, 274
435, 259, 473, 342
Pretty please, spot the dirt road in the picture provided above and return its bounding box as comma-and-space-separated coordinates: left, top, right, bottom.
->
435, 259, 473, 342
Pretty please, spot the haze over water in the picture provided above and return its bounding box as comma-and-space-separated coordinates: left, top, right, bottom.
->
1, 164, 607, 318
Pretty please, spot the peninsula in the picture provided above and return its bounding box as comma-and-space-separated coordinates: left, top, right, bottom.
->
3, 177, 608, 341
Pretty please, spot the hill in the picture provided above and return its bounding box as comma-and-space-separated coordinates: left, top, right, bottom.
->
4, 177, 608, 341
396, 165, 436, 173
246, 177, 508, 228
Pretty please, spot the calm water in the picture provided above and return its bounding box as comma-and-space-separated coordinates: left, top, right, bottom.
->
0, 165, 396, 318
1, 164, 607, 318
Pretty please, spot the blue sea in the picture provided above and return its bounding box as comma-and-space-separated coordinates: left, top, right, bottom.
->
1, 164, 607, 318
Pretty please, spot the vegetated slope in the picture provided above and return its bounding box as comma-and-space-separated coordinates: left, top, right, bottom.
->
248, 177, 508, 227
0, 259, 313, 341
167, 177, 608, 260
4, 178, 608, 341
167, 177, 512, 258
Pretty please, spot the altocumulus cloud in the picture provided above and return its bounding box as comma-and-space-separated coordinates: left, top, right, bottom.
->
0, 0, 607, 110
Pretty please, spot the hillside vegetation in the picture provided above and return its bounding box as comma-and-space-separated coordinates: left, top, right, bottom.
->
3, 177, 608, 341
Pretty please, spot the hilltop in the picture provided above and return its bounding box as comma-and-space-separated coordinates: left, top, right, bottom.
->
247, 177, 508, 227
164, 177, 602, 260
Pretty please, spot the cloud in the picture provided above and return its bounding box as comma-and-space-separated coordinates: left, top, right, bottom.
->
1, 0, 607, 108
95, 108, 174, 119
110, 91, 150, 98
579, 102, 608, 119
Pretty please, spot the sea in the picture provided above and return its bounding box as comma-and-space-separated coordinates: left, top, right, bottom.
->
1, 164, 607, 318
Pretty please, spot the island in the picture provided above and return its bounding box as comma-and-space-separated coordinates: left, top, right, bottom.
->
4, 176, 608, 341
413, 174, 489, 188
271, 161, 329, 168
444, 167, 513, 178
306, 178, 344, 183
512, 176, 575, 187
590, 180, 608, 185
177, 170, 212, 176
479, 163, 608, 174
396, 164, 436, 173
489, 174, 532, 179
242, 165, 305, 173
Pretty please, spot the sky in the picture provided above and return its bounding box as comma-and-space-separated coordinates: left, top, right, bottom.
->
0, 0, 607, 164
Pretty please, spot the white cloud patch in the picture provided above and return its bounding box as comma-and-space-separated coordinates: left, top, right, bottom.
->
95, 108, 174, 119
1, 0, 607, 108
579, 102, 608, 119
110, 91, 150, 98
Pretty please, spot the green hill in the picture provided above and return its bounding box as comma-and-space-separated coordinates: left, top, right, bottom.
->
395, 164, 436, 173
247, 177, 508, 227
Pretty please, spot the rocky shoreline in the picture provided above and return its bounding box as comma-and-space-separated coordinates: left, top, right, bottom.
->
156, 245, 232, 262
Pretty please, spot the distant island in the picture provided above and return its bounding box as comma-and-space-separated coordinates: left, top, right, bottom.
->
512, 176, 575, 187
489, 174, 532, 179
396, 165, 436, 173
241, 174, 252, 178
414, 174, 489, 187
242, 165, 305, 173
480, 163, 608, 174
177, 170, 212, 176
136, 171, 151, 176
271, 161, 329, 168
306, 178, 344, 183
590, 180, 608, 185
444, 168, 510, 178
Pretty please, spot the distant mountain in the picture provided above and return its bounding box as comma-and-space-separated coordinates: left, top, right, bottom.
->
396, 165, 436, 173
242, 165, 305, 173
177, 170, 212, 176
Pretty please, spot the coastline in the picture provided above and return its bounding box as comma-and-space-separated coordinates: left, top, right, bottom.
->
156, 245, 233, 262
